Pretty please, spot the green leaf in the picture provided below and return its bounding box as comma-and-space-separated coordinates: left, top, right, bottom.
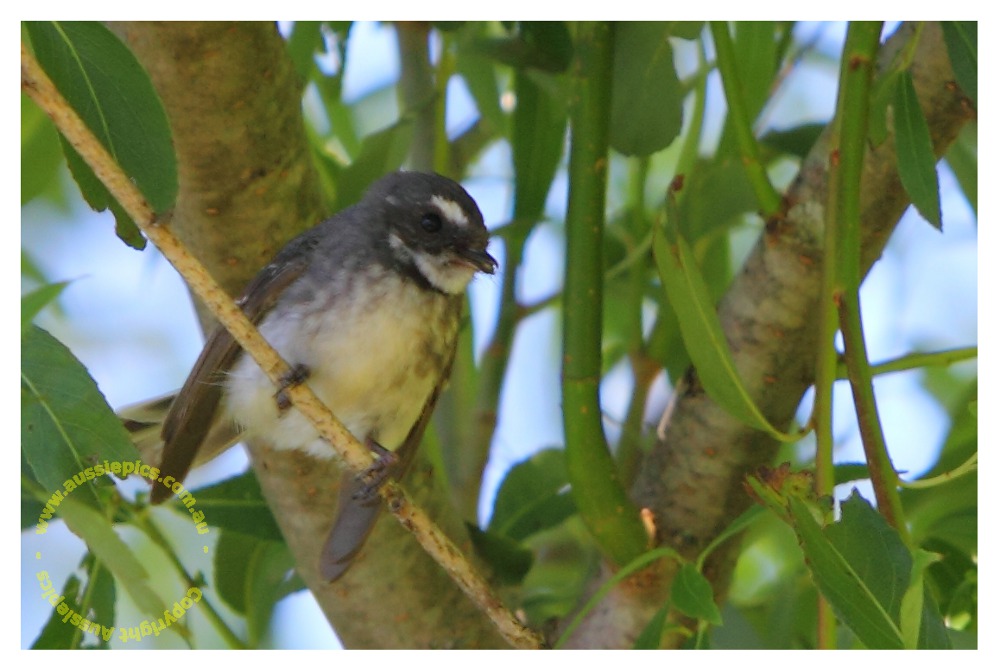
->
455, 24, 508, 136
610, 22, 683, 157
284, 21, 325, 82
21, 281, 70, 333
833, 462, 871, 486
83, 553, 117, 645
940, 21, 977, 106
25, 21, 175, 249
214, 531, 297, 647
666, 21, 705, 40
868, 69, 902, 147
32, 574, 85, 648
331, 119, 414, 211
519, 520, 599, 627
59, 136, 147, 249
21, 325, 141, 509
900, 549, 940, 649
671, 563, 723, 625
717, 21, 778, 155
473, 22, 572, 72
33, 553, 119, 648
760, 122, 826, 159
59, 495, 171, 622
466, 525, 534, 585
788, 495, 904, 649
652, 197, 796, 443
489, 448, 576, 540
25, 21, 177, 216
21, 92, 64, 205
945, 123, 977, 216
696, 505, 765, 569
633, 603, 671, 649
512, 71, 567, 222
183, 471, 284, 542
893, 71, 942, 229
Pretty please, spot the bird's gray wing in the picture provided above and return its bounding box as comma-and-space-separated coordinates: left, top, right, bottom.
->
151, 230, 320, 503
319, 344, 456, 581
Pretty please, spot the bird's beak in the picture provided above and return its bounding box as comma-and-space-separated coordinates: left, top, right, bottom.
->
456, 247, 498, 275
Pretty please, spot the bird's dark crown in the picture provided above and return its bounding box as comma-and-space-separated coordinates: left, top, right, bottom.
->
363, 171, 497, 294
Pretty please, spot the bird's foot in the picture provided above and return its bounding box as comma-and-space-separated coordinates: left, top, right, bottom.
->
353, 438, 399, 501
274, 363, 311, 412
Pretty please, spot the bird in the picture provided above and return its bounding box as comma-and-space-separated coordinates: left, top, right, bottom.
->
130, 171, 497, 581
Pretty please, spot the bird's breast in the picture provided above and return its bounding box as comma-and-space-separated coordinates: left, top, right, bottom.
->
224, 265, 461, 458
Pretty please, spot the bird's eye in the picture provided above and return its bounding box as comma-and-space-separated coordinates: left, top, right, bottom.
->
420, 212, 443, 233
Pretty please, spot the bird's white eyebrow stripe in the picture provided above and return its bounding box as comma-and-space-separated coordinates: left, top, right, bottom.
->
431, 195, 469, 227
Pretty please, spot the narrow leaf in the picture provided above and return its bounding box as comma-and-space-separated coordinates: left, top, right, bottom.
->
652, 196, 797, 442
940, 21, 977, 106
31, 575, 85, 648
512, 71, 567, 222
900, 549, 940, 649
58, 495, 171, 621
945, 124, 977, 215
893, 71, 942, 229
21, 281, 70, 333
332, 119, 414, 211
633, 603, 671, 649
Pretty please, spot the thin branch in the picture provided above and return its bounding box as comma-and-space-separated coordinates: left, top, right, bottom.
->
21, 43, 544, 651
562, 22, 648, 567
826, 21, 910, 541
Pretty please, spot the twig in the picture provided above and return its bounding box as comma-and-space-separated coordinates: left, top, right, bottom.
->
21, 42, 544, 650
